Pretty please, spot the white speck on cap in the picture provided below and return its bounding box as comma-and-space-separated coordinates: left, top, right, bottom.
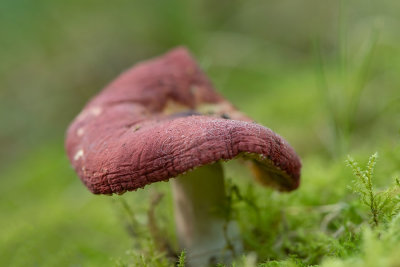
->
74, 149, 84, 161
90, 107, 102, 116
77, 128, 85, 136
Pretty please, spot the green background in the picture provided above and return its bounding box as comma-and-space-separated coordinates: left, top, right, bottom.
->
1, 0, 400, 266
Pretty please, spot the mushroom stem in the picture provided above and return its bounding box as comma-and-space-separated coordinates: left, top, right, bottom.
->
171, 163, 243, 266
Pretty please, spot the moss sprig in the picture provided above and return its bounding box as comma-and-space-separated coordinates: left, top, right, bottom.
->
346, 153, 400, 227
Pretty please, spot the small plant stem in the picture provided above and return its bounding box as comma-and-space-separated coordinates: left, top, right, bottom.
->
366, 177, 379, 227
118, 197, 141, 237
366, 154, 379, 227
177, 251, 186, 267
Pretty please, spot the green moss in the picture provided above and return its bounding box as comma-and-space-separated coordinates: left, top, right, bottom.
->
2, 0, 400, 266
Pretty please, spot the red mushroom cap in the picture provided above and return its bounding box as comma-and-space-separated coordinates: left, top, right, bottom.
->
65, 47, 301, 195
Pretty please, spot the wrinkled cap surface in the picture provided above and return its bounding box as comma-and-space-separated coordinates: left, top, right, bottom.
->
65, 47, 301, 195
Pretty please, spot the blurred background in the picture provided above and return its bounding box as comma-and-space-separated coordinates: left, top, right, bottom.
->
1, 0, 400, 266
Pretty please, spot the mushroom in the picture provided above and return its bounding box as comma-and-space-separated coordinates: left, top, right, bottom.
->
65, 47, 301, 266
